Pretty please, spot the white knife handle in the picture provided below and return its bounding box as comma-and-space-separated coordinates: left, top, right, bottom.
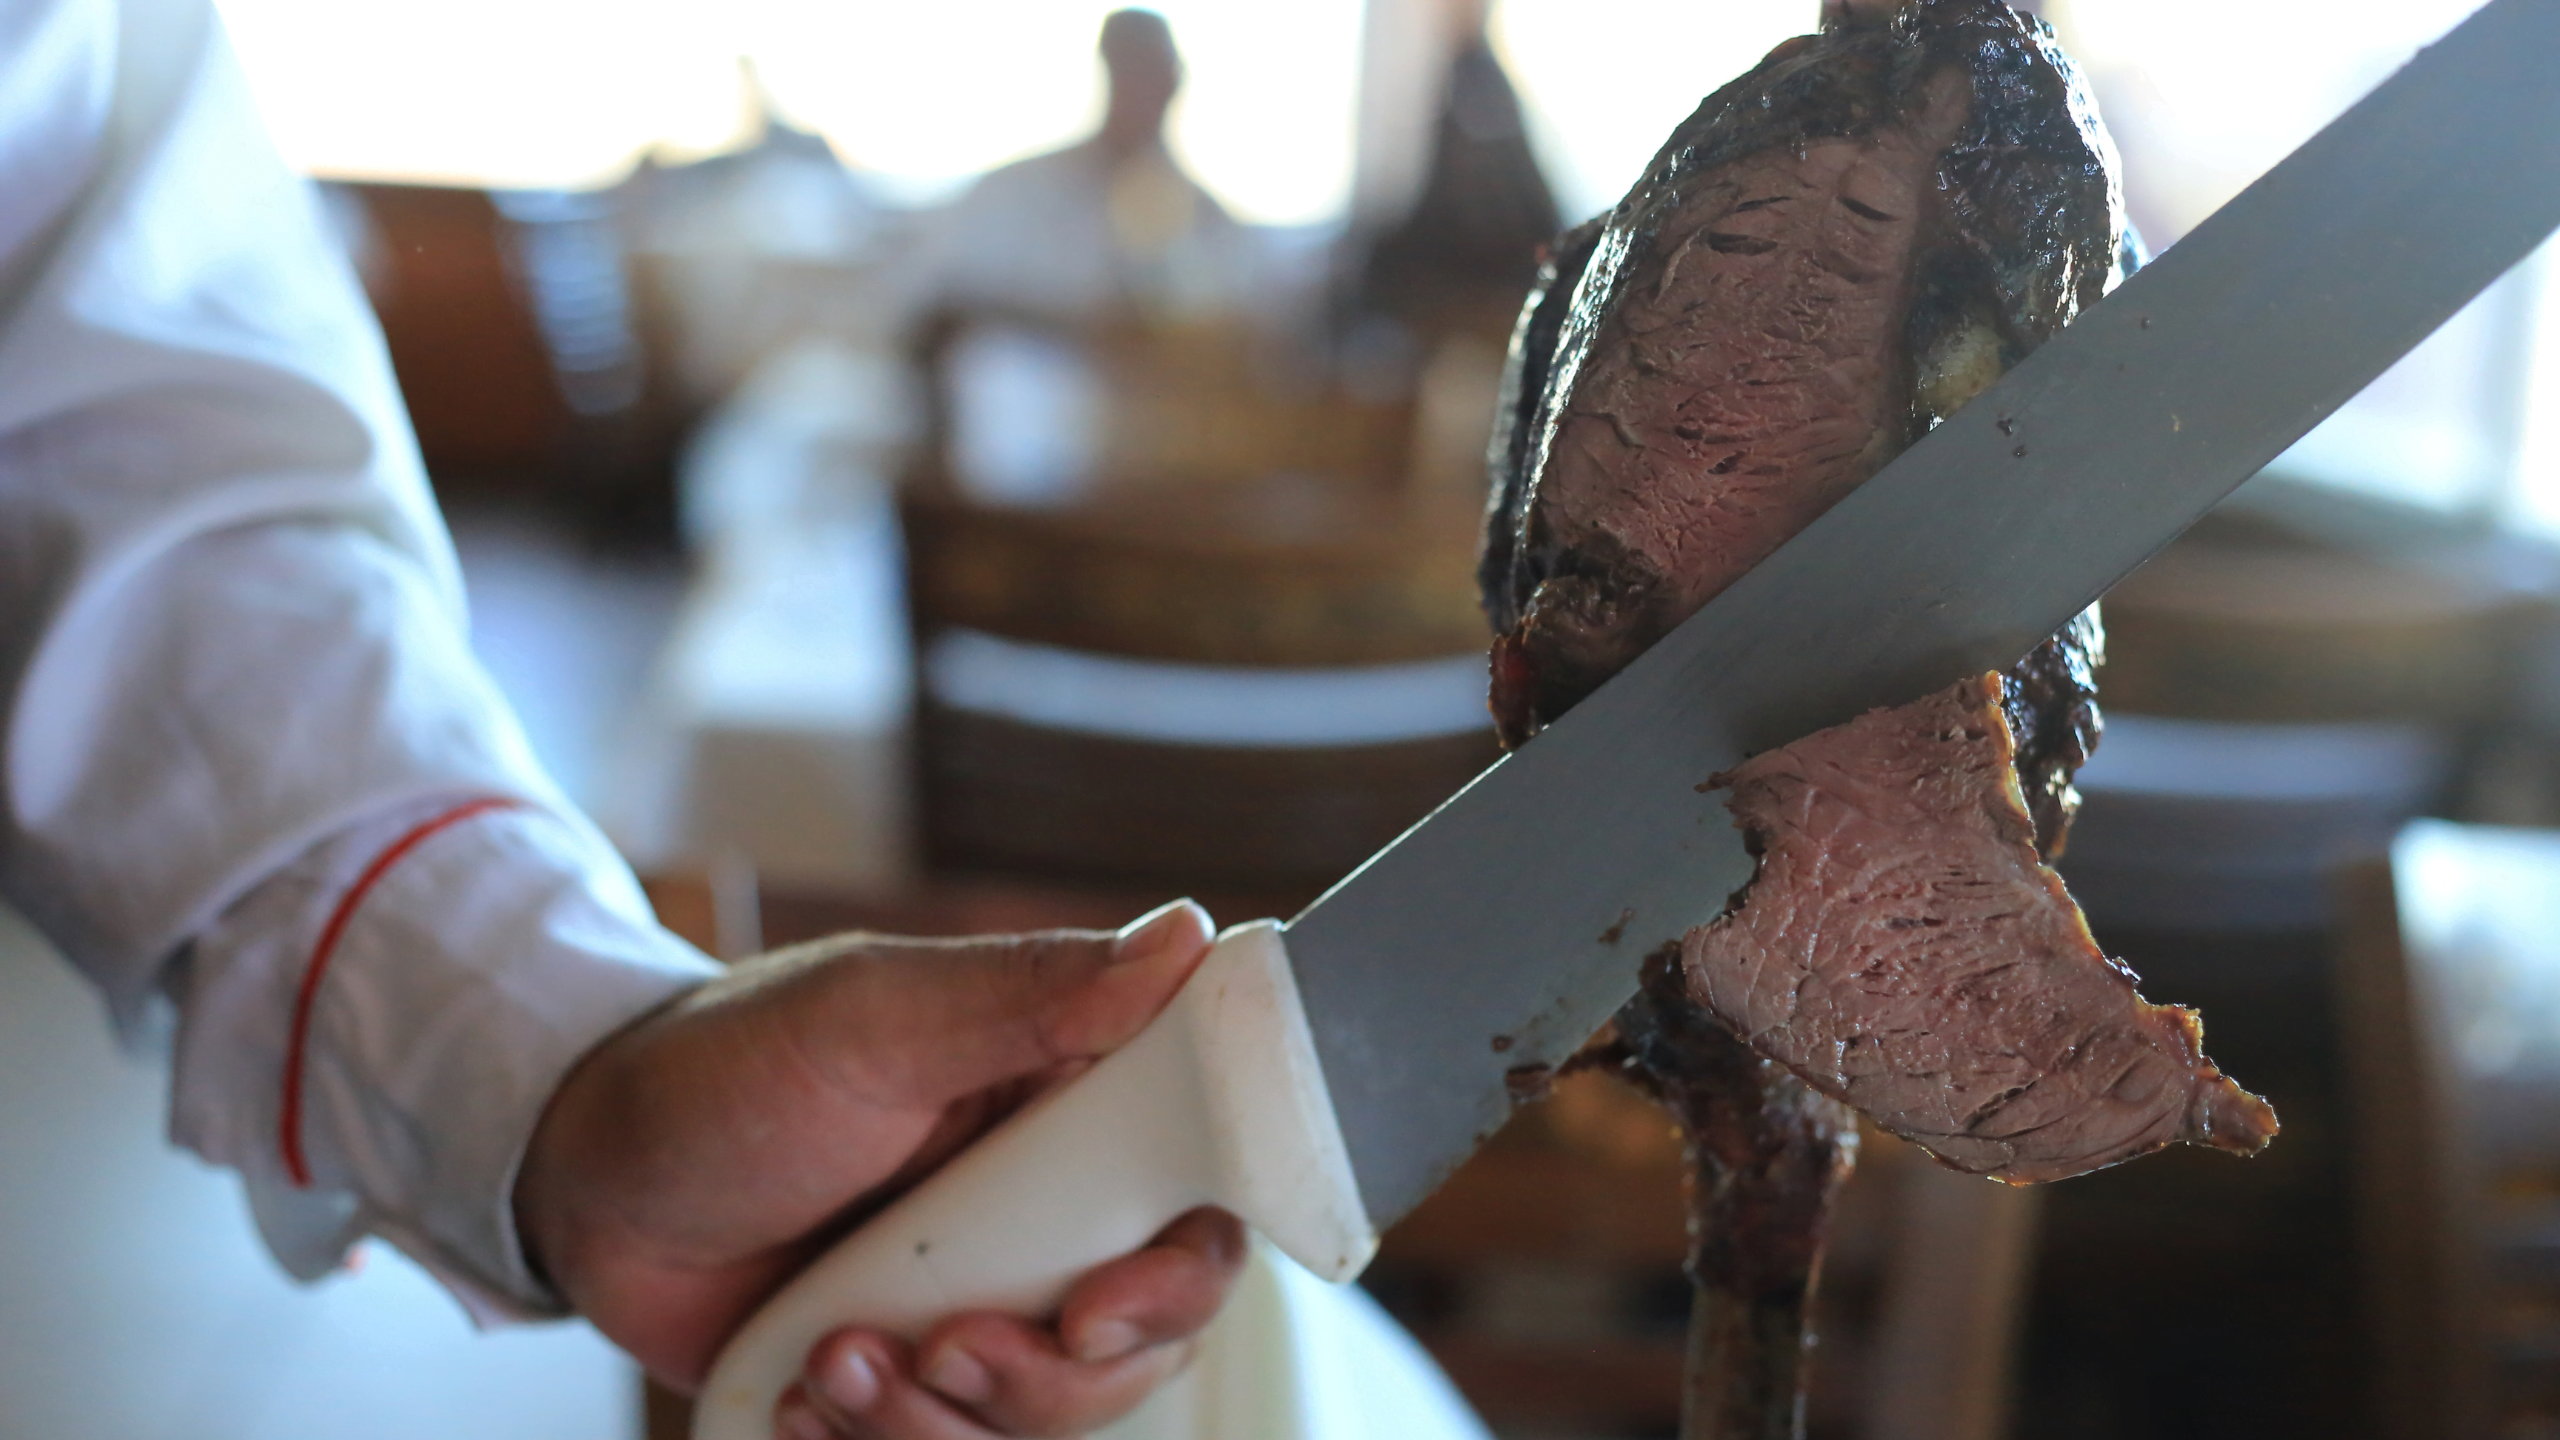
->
690, 920, 1378, 1440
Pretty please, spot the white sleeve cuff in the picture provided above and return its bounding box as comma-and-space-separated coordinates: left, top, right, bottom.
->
168, 795, 718, 1322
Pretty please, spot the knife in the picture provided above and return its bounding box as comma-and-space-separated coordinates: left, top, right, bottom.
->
695, 2, 2560, 1431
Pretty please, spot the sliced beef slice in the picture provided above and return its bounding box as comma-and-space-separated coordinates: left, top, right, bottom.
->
1689, 674, 2278, 1180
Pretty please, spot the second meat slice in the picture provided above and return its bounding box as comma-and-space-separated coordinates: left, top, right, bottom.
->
1693, 674, 2276, 1181
1481, 0, 2275, 1179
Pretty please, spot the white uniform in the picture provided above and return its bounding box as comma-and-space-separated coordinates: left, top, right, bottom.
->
0, 0, 714, 1319
914, 138, 1263, 324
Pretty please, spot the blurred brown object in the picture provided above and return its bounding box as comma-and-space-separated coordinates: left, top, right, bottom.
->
338, 182, 568, 482
1348, 29, 1560, 351
899, 307, 1496, 891
2331, 825, 2560, 1440
1859, 1161, 2041, 1440
901, 480, 1480, 667
2101, 515, 2526, 723
1371, 1066, 2039, 1440
2335, 856, 2494, 1440
331, 181, 684, 540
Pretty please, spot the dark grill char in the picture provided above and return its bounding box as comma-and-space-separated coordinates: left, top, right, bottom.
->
2003, 607, 2106, 856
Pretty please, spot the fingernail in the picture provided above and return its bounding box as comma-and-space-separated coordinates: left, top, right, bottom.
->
776, 1395, 835, 1440
813, 1345, 879, 1413
1113, 899, 1210, 964
1074, 1317, 1145, 1364
923, 1345, 993, 1405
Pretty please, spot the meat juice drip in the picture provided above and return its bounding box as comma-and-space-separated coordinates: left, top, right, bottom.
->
1612, 950, 1858, 1440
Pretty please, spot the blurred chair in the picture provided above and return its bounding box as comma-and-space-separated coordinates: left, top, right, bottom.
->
1372, 1069, 2040, 1440
2049, 508, 2530, 1434
2061, 505, 2520, 931
2097, 512, 2525, 728
332, 183, 570, 483
2334, 822, 2560, 1440
898, 305, 1495, 892
332, 181, 685, 540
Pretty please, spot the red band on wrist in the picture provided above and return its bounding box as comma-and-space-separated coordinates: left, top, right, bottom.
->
280, 797, 524, 1188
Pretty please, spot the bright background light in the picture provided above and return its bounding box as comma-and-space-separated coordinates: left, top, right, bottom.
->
214, 0, 1366, 226
219, 0, 2558, 528
1493, 0, 1809, 225
1494, 0, 2494, 234
2045, 0, 2487, 244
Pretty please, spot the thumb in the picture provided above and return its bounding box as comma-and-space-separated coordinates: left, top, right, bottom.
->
840, 899, 1217, 1104
1015, 899, 1219, 1060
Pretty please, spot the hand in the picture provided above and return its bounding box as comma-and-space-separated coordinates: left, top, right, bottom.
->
513, 899, 1248, 1438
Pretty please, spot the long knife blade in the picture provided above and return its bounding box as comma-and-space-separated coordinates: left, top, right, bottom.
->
1286, 0, 2560, 1231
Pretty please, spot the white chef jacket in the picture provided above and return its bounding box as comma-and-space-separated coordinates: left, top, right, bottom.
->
0, 0, 717, 1319
913, 138, 1263, 324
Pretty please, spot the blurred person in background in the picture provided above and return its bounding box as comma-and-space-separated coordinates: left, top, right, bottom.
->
905, 8, 1261, 325
1346, 0, 1559, 353
0, 0, 1245, 1436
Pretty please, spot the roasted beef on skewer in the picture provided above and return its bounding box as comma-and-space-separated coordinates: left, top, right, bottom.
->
1481, 0, 2275, 1183
1479, 2, 2276, 1433
1612, 955, 1858, 1440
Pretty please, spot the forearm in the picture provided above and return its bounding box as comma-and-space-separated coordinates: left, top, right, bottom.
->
0, 0, 718, 1315
170, 796, 716, 1318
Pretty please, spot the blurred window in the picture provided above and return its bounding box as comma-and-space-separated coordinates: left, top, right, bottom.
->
213, 0, 1364, 225
1489, 0, 1808, 226
2044, 0, 2553, 529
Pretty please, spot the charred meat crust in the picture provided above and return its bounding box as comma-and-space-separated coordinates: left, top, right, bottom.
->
2005, 605, 2105, 858
1481, 217, 1606, 639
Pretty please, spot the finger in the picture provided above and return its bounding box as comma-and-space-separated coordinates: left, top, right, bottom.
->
792, 1211, 1241, 1438
797, 1331, 1009, 1440
913, 1313, 1196, 1438
1055, 1208, 1248, 1364
814, 900, 1217, 1105
775, 1382, 856, 1440
1018, 898, 1219, 1059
